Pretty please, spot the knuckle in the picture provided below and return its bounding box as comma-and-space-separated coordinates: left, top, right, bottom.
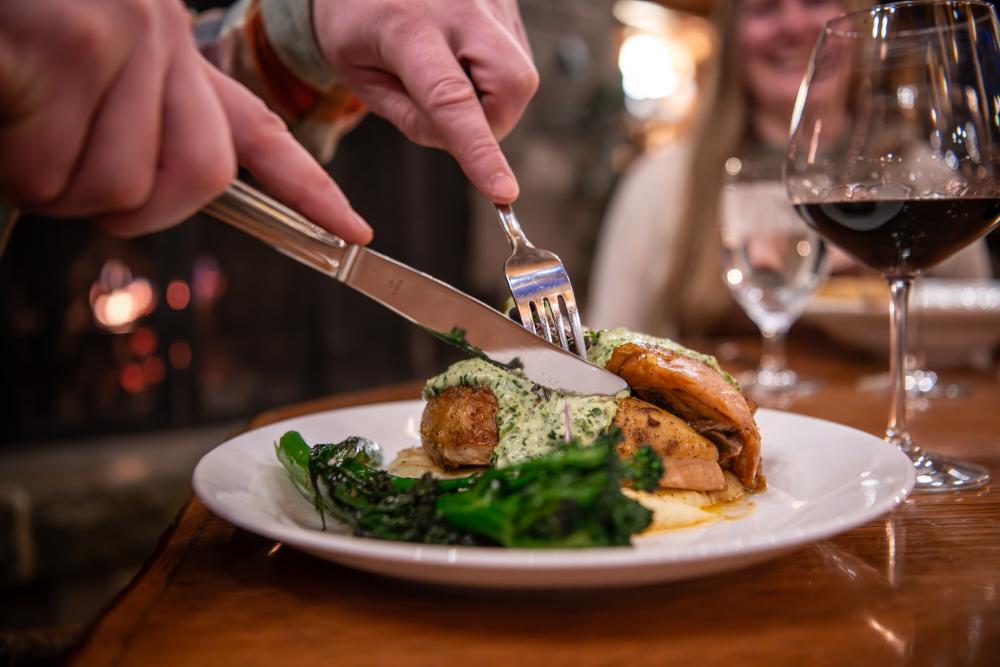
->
378, 0, 416, 27
96, 215, 144, 239
240, 106, 289, 154
185, 146, 236, 201
299, 169, 336, 200
98, 211, 175, 239
17, 169, 69, 206
424, 76, 478, 113
207, 152, 237, 196
121, 0, 156, 34
375, 4, 415, 42
61, 13, 108, 62
377, 12, 424, 60
101, 172, 155, 211
511, 65, 540, 99
158, 0, 194, 32
457, 136, 500, 166
397, 105, 426, 144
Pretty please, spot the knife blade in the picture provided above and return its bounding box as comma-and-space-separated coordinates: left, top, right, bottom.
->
204, 181, 627, 396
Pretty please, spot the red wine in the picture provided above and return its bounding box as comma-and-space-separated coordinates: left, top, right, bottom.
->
795, 198, 1000, 276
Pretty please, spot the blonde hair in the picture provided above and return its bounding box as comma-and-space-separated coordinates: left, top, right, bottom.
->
656, 0, 743, 335
657, 0, 870, 335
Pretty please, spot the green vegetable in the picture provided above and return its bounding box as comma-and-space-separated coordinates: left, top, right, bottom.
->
425, 326, 523, 371
275, 429, 658, 548
275, 431, 313, 497
620, 443, 664, 492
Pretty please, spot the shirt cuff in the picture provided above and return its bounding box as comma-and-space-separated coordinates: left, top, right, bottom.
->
258, 0, 339, 91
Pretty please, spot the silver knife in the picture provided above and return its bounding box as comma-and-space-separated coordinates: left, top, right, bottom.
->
203, 180, 627, 396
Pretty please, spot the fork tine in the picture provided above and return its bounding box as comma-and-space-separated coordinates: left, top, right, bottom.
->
516, 302, 537, 336
533, 301, 554, 343
497, 204, 589, 357
551, 297, 570, 352
561, 292, 587, 360
542, 299, 562, 347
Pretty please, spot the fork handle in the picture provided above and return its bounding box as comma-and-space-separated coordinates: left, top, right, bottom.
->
204, 180, 350, 279
495, 204, 534, 250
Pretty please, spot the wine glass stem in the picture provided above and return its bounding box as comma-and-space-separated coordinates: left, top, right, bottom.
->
760, 326, 789, 376
886, 277, 914, 453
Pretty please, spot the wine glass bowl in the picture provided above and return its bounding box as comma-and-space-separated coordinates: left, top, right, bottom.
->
786, 0, 1000, 492
721, 160, 830, 406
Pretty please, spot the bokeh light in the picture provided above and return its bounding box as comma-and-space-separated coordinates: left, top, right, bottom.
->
142, 356, 166, 384
120, 363, 145, 394
168, 341, 192, 370
129, 327, 158, 356
166, 280, 191, 310
89, 260, 156, 333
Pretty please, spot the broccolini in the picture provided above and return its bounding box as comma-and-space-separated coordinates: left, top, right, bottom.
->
275, 428, 660, 548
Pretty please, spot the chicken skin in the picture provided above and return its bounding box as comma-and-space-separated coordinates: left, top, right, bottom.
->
605, 343, 764, 490
420, 385, 498, 469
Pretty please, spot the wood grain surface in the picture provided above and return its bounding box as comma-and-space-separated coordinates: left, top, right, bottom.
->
71, 341, 1000, 666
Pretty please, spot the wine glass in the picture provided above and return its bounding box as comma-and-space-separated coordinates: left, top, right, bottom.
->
720, 156, 830, 407
786, 0, 1000, 492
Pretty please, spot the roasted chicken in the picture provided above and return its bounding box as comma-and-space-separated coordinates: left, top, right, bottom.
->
420, 385, 498, 469
606, 343, 764, 490
422, 392, 731, 492
420, 335, 765, 492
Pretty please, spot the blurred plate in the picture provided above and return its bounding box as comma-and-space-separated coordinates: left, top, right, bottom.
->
804, 278, 1000, 367
193, 400, 914, 589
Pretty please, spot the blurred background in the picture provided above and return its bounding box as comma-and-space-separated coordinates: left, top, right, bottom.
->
1, 0, 999, 660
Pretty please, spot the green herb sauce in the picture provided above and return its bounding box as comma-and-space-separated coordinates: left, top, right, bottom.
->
423, 328, 737, 468
423, 358, 622, 468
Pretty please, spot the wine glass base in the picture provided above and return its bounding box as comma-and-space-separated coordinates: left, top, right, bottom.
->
903, 448, 992, 494
856, 370, 972, 401
739, 370, 821, 408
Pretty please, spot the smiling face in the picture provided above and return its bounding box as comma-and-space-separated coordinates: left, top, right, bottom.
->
738, 0, 846, 121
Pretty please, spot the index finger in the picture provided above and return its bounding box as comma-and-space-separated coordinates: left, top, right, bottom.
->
384, 31, 519, 203
205, 64, 373, 245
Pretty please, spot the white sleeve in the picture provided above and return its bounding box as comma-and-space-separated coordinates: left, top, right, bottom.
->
927, 240, 992, 278
587, 144, 691, 334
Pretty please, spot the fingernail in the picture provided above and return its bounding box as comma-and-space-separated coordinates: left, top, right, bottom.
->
489, 172, 519, 202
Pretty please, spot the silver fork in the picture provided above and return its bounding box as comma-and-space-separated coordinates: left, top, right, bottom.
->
495, 204, 587, 359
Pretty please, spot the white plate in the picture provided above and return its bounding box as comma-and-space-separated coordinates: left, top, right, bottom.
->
193, 400, 915, 589
804, 279, 1000, 367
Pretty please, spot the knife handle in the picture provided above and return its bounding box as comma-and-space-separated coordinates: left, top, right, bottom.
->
204, 179, 350, 278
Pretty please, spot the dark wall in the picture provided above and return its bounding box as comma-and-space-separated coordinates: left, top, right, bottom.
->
0, 116, 470, 444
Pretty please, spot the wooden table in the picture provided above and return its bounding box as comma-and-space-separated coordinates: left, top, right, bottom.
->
72, 342, 1000, 666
